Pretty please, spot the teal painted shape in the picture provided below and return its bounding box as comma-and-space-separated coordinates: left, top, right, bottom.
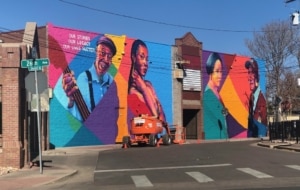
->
203, 87, 227, 140
65, 126, 102, 147
49, 95, 82, 147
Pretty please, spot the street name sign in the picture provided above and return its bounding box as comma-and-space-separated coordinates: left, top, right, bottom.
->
21, 58, 49, 71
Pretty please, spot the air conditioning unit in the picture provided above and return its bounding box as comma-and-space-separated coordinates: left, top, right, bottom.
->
174, 69, 183, 79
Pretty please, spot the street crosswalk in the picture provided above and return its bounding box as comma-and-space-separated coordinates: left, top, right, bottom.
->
185, 171, 214, 183
236, 168, 273, 178
95, 164, 300, 187
131, 175, 154, 187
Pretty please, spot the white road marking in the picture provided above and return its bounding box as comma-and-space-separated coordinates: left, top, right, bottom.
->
286, 165, 300, 170
131, 175, 153, 187
94, 163, 231, 173
186, 171, 214, 183
237, 168, 273, 178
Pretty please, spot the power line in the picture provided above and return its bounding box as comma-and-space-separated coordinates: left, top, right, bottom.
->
1, 24, 298, 78
58, 0, 262, 33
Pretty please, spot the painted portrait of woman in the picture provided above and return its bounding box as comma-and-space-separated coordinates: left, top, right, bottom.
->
127, 39, 166, 122
203, 52, 228, 139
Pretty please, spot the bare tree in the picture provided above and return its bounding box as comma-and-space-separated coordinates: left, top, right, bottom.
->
245, 20, 299, 101
279, 69, 300, 113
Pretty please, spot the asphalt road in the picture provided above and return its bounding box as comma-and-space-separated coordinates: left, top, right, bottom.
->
31, 140, 300, 190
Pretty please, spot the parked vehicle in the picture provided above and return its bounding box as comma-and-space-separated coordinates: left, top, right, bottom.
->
122, 115, 172, 147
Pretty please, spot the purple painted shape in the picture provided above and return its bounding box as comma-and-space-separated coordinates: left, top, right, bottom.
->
226, 114, 246, 138
84, 82, 119, 144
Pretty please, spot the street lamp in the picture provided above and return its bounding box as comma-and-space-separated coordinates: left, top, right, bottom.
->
292, 11, 300, 26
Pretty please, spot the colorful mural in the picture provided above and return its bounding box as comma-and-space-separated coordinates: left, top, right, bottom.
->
202, 50, 267, 140
48, 24, 172, 147
47, 23, 267, 147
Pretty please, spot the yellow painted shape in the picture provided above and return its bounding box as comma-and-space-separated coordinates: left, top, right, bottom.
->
105, 34, 126, 70
220, 76, 248, 129
114, 73, 130, 142
104, 34, 129, 143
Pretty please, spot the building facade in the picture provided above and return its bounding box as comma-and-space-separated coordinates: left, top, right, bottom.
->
0, 22, 267, 168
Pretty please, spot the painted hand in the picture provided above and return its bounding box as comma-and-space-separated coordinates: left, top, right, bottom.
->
62, 71, 78, 108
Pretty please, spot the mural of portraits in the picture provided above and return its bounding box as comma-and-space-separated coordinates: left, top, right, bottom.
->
46, 24, 267, 147
202, 51, 267, 140
48, 24, 172, 147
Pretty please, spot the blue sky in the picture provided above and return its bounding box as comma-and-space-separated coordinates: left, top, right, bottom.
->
1, 0, 298, 55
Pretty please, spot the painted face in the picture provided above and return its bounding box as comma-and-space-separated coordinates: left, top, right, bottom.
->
95, 44, 113, 76
211, 60, 222, 87
247, 67, 257, 92
134, 45, 149, 77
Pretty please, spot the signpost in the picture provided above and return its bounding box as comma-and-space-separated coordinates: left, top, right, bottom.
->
21, 54, 49, 175
21, 58, 49, 71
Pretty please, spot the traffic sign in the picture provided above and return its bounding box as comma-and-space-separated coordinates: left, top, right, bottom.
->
21, 58, 49, 71
25, 72, 48, 94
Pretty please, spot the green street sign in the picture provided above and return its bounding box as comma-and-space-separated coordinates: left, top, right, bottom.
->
28, 65, 42, 71
21, 59, 33, 68
35, 58, 49, 66
21, 58, 49, 71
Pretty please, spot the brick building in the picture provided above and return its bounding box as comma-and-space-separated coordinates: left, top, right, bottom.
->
0, 22, 48, 168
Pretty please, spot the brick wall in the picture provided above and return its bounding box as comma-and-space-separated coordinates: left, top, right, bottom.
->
0, 45, 25, 168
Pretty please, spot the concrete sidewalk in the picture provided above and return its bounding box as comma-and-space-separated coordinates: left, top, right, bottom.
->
0, 165, 77, 190
0, 144, 121, 190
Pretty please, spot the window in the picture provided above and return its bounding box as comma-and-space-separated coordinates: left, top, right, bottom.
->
183, 69, 201, 91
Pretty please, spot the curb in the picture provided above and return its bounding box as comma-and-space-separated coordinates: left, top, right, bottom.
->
275, 145, 300, 152
257, 141, 291, 148
32, 169, 78, 187
257, 141, 300, 152
47, 169, 78, 184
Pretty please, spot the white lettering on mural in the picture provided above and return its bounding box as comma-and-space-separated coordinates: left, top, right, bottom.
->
62, 33, 95, 53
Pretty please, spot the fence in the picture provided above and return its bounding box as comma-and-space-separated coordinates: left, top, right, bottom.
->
269, 120, 300, 143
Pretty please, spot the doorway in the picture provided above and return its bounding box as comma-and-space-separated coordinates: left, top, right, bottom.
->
183, 109, 199, 139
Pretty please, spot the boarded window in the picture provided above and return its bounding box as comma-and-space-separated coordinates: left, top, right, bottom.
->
183, 69, 201, 91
